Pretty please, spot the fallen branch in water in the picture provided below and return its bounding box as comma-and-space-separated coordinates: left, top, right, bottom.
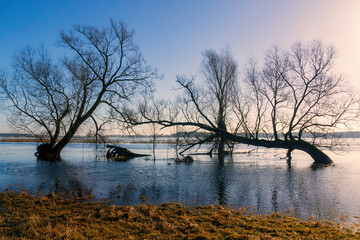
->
106, 145, 150, 161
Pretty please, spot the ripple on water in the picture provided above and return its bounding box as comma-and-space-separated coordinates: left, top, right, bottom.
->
0, 141, 360, 222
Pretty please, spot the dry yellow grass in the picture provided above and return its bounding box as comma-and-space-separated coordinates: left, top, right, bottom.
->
0, 192, 359, 239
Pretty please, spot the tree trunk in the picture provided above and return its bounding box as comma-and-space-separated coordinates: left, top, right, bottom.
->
36, 121, 83, 161
35, 143, 61, 161
293, 140, 332, 165
223, 132, 333, 165
217, 135, 226, 162
216, 109, 227, 162
286, 147, 294, 167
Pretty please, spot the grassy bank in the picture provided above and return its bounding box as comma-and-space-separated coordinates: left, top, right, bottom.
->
0, 192, 359, 239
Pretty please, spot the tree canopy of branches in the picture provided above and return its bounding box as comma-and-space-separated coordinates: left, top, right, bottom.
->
130, 41, 357, 165
0, 19, 155, 160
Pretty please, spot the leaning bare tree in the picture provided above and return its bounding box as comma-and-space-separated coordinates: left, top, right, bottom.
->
126, 42, 357, 165
0, 19, 155, 160
237, 41, 357, 162
124, 49, 239, 160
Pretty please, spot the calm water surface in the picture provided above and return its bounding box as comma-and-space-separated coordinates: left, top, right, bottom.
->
0, 140, 360, 222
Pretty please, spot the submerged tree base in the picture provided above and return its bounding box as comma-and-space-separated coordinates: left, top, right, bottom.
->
34, 143, 61, 161
0, 192, 358, 239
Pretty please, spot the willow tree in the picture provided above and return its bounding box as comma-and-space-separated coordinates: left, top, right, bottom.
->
237, 41, 357, 162
129, 42, 357, 164
0, 19, 155, 160
167, 49, 238, 157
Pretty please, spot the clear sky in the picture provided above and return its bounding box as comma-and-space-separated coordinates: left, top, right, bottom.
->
1, 0, 360, 132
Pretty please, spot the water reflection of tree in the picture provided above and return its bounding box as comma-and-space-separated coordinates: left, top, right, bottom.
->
212, 157, 229, 205
106, 157, 234, 207
30, 150, 343, 221
271, 184, 279, 212
34, 159, 89, 196
283, 166, 341, 220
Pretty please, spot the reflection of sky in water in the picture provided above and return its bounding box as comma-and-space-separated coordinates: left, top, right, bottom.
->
0, 140, 360, 222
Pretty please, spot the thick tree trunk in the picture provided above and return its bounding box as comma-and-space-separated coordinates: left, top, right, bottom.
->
35, 121, 84, 161
286, 147, 294, 167
217, 135, 226, 161
216, 111, 227, 162
286, 147, 294, 161
35, 143, 61, 161
36, 89, 108, 161
293, 140, 332, 165
223, 132, 333, 165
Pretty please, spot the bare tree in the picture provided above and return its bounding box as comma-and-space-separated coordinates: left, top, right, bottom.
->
0, 19, 155, 160
139, 98, 167, 160
126, 42, 357, 165
238, 41, 357, 163
201, 49, 238, 158
124, 49, 238, 160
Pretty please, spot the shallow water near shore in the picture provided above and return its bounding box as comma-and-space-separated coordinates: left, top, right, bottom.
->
0, 139, 360, 223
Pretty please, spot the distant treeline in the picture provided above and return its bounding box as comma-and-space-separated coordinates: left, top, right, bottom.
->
2, 132, 360, 139
107, 131, 360, 139
0, 133, 33, 137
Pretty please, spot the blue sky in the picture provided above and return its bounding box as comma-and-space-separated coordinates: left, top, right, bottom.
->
1, 0, 360, 132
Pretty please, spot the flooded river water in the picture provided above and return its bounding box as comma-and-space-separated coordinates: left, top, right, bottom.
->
1, 139, 360, 222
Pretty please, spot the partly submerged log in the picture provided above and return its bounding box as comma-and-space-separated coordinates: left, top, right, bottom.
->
223, 132, 333, 165
175, 155, 194, 163
106, 144, 149, 161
